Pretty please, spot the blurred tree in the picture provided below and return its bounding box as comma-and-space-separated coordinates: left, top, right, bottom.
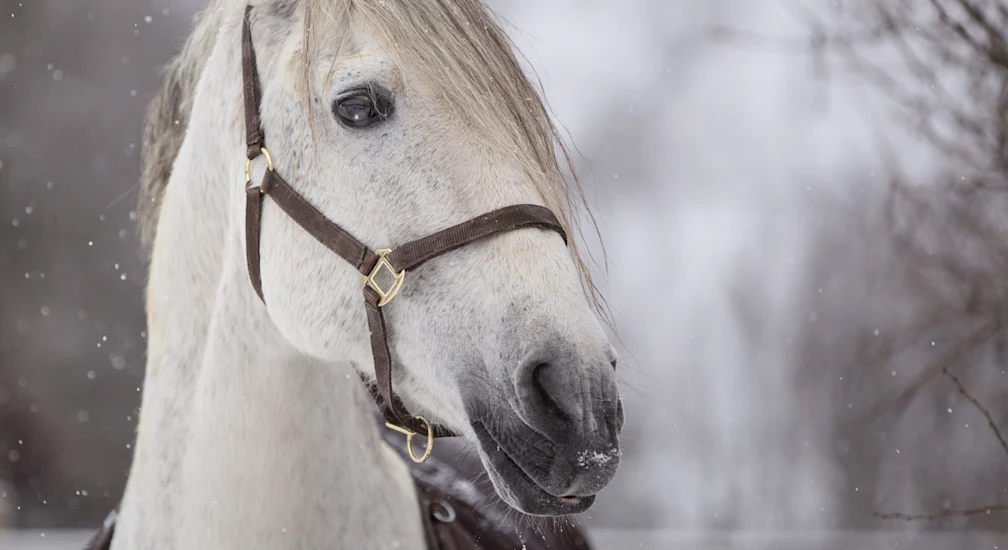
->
805, 0, 1008, 531
710, 0, 1008, 532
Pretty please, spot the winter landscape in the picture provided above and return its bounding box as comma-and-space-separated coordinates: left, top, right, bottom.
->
1, 0, 1005, 548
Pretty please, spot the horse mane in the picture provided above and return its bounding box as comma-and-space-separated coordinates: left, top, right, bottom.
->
137, 5, 223, 251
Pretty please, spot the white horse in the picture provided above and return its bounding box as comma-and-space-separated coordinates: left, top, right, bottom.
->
114, 0, 623, 548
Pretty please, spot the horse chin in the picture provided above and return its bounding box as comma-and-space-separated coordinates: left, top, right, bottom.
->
470, 421, 600, 516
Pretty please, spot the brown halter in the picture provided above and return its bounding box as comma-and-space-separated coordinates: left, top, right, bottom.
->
241, 6, 567, 462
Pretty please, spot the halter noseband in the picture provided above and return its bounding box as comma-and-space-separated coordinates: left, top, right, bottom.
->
240, 6, 567, 462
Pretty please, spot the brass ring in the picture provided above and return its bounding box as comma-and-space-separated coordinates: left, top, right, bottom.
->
244, 147, 275, 186
406, 416, 434, 463
386, 416, 434, 463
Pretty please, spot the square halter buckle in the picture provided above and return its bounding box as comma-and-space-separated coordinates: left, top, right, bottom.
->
363, 249, 406, 307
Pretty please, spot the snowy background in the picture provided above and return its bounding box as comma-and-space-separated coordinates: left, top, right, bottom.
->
1, 0, 1005, 541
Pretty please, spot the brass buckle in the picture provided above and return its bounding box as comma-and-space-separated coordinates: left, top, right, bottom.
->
363, 249, 405, 307
245, 147, 275, 188
386, 416, 434, 463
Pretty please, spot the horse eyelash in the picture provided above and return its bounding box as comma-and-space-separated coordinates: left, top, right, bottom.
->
335, 81, 392, 103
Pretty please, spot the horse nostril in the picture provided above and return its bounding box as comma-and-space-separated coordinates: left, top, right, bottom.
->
532, 362, 572, 422
514, 353, 621, 445
610, 358, 617, 370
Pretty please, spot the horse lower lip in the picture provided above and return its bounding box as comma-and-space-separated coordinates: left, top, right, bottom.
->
475, 422, 594, 504
477, 432, 599, 514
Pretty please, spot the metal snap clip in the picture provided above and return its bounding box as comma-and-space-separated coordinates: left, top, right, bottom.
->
431, 500, 457, 524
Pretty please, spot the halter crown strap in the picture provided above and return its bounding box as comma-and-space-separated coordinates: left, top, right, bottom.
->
240, 7, 567, 455
241, 5, 265, 160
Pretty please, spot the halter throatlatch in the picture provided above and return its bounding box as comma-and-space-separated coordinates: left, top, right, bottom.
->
240, 6, 567, 462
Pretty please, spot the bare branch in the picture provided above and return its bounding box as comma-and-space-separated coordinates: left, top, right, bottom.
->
942, 367, 1008, 458
954, 0, 1005, 49
874, 504, 1008, 521
856, 320, 1003, 425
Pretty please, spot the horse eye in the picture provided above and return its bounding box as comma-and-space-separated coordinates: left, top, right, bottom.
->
334, 93, 392, 128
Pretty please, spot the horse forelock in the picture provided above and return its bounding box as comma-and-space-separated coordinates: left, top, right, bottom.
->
308, 0, 609, 321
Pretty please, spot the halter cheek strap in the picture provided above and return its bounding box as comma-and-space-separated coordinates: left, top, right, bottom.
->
241, 6, 567, 460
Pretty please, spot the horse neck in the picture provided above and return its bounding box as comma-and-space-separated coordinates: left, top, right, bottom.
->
169, 267, 424, 549
116, 12, 424, 549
